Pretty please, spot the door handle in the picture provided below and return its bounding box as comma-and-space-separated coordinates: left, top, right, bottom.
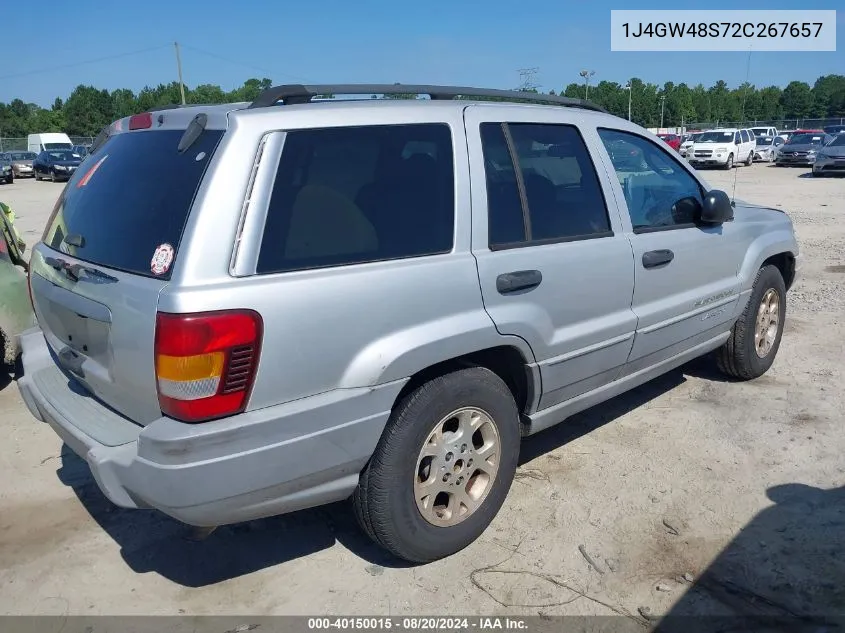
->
642, 249, 674, 269
496, 270, 543, 294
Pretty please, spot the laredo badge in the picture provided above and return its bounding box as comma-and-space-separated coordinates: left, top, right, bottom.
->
150, 243, 175, 276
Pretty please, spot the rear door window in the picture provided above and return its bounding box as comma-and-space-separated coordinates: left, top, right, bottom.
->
42, 128, 223, 279
256, 123, 454, 274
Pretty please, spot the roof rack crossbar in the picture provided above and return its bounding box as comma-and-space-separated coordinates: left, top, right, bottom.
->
247, 84, 607, 113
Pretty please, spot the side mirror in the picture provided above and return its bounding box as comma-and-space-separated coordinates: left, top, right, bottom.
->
700, 190, 734, 225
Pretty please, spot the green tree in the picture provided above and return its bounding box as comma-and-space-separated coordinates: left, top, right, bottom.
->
780, 81, 814, 118
63, 85, 114, 136
811, 75, 845, 117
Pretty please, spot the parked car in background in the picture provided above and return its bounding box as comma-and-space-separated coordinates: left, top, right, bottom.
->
0, 155, 12, 184
751, 126, 778, 138
32, 148, 83, 182
0, 202, 34, 365
17, 84, 800, 563
753, 135, 785, 162
811, 133, 845, 177
5, 151, 37, 178
657, 133, 681, 151
822, 125, 845, 135
679, 133, 701, 157
775, 132, 834, 167
687, 128, 756, 169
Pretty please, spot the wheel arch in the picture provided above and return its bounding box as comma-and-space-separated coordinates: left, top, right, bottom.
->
390, 345, 540, 435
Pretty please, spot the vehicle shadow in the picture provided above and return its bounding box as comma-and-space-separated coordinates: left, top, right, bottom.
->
55, 359, 709, 587
0, 355, 22, 392
56, 446, 412, 587
797, 172, 819, 179
0, 367, 11, 392
653, 482, 845, 632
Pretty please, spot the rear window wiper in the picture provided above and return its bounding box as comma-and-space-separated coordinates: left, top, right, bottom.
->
178, 113, 208, 154
44, 256, 118, 283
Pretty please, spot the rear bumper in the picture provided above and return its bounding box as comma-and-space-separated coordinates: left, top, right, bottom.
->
18, 327, 403, 526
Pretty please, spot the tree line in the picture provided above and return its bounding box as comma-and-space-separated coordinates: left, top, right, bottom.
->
1, 74, 844, 138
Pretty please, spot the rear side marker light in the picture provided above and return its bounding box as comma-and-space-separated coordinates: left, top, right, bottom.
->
154, 310, 263, 423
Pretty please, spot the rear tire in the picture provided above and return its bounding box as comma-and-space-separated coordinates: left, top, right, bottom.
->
353, 367, 521, 563
723, 154, 734, 170
50, 171, 55, 183
716, 265, 786, 380
745, 151, 753, 166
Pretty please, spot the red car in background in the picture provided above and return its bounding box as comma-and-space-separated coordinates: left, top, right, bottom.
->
658, 133, 682, 151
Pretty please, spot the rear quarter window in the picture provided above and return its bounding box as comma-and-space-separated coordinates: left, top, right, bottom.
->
42, 128, 223, 279
256, 123, 455, 274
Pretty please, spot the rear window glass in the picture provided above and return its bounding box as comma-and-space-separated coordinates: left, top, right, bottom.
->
42, 128, 223, 279
257, 123, 454, 275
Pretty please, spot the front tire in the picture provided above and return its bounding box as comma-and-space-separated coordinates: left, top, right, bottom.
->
353, 367, 520, 563
717, 265, 786, 380
723, 154, 734, 170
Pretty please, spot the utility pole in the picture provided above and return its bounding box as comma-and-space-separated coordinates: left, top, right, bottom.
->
660, 95, 666, 129
516, 67, 540, 92
624, 81, 632, 121
579, 70, 595, 100
174, 42, 186, 105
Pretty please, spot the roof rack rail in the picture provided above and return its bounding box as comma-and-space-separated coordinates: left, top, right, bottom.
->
247, 84, 607, 113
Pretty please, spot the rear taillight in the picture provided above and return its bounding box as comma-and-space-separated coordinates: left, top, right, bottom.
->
154, 310, 263, 423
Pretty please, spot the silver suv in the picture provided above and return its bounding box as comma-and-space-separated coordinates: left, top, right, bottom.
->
18, 84, 800, 563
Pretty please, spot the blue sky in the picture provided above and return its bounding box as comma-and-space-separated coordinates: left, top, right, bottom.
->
2, 0, 842, 107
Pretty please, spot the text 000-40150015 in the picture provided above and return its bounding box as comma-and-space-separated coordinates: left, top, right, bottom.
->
610, 10, 836, 51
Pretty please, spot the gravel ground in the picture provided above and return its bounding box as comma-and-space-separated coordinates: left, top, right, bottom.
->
0, 165, 843, 624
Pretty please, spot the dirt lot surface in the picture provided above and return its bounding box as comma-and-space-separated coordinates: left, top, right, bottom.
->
1, 165, 844, 624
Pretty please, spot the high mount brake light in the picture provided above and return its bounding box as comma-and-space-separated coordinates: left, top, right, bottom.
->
154, 310, 263, 423
128, 113, 152, 130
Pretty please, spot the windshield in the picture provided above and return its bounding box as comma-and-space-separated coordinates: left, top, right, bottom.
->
787, 134, 825, 145
44, 142, 73, 150
827, 135, 845, 147
697, 131, 734, 143
751, 128, 769, 136
42, 128, 224, 279
46, 150, 78, 160
756, 137, 775, 146
9, 152, 36, 160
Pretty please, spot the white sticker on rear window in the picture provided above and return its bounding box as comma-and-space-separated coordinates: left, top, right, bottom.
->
151, 243, 175, 276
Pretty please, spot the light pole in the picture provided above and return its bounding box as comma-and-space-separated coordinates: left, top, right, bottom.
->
660, 95, 666, 129
579, 70, 595, 100
624, 82, 632, 121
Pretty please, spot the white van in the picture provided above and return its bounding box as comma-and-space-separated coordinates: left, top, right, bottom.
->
687, 128, 756, 169
28, 133, 74, 154
751, 126, 778, 138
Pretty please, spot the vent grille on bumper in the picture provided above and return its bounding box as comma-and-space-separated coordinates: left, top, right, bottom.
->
222, 345, 255, 394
